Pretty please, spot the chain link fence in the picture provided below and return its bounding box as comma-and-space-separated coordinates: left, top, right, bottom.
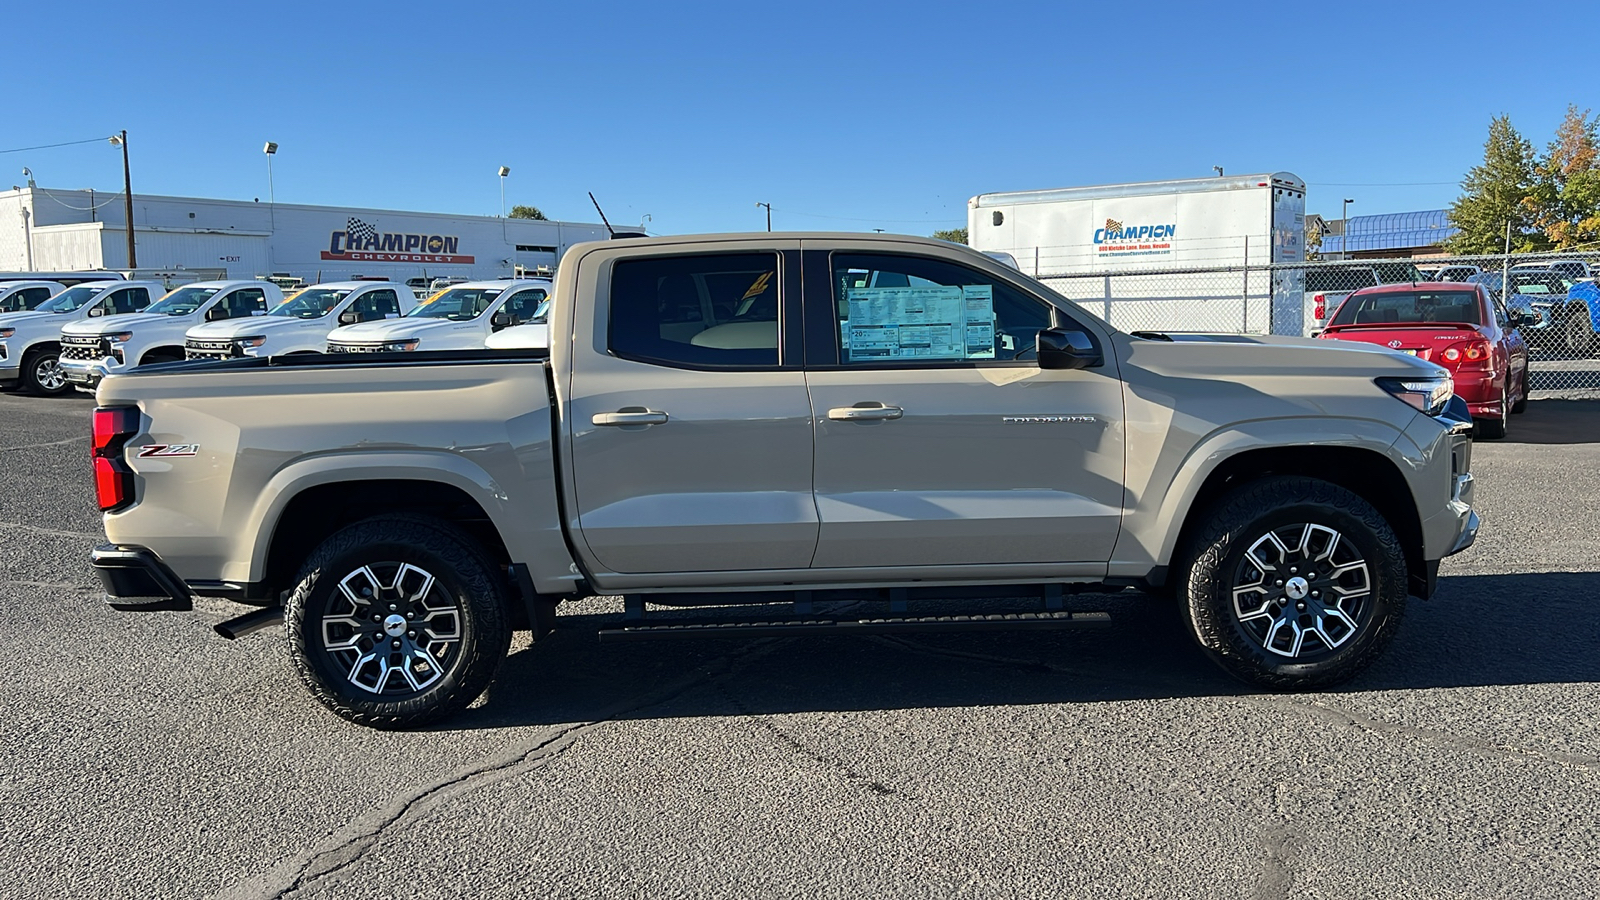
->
1010, 250, 1600, 398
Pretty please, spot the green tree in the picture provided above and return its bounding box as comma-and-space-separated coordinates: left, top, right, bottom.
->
931, 227, 968, 244
1532, 105, 1600, 250
509, 205, 547, 220
1447, 115, 1549, 254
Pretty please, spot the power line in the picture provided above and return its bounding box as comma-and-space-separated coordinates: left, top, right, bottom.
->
769, 206, 961, 225
0, 136, 110, 155
1308, 181, 1460, 187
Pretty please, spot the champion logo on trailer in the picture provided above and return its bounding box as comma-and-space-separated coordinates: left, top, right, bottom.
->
1093, 219, 1178, 243
322, 218, 476, 264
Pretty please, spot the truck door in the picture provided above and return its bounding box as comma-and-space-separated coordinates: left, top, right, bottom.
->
565, 246, 817, 575
800, 245, 1125, 572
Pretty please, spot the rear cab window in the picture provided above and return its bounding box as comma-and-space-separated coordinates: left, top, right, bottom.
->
609, 253, 780, 369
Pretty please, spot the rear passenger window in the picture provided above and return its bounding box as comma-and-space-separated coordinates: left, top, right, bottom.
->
609, 253, 780, 369
104, 288, 150, 314
224, 289, 268, 318
366, 289, 400, 317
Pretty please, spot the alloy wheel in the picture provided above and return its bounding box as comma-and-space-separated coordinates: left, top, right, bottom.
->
318, 562, 463, 694
1231, 523, 1371, 658
34, 357, 66, 392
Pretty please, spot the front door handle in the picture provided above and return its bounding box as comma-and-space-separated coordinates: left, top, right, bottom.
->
827, 403, 903, 421
592, 407, 669, 427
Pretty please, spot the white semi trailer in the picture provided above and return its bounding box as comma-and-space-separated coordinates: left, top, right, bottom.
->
968, 173, 1308, 335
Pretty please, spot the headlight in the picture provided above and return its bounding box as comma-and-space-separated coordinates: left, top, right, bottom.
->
105, 332, 134, 344
382, 339, 420, 352
1377, 374, 1453, 416
0, 328, 13, 338
236, 336, 268, 349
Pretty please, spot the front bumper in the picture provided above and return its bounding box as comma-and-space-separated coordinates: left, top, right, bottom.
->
60, 357, 117, 389
0, 363, 19, 383
91, 544, 193, 611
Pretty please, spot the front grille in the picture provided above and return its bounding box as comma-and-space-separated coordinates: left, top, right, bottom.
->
60, 336, 104, 361
327, 342, 388, 353
185, 339, 240, 361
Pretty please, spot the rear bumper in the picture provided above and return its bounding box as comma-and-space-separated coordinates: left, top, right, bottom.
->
91, 543, 193, 611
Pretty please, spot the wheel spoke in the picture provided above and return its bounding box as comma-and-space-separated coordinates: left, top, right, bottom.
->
320, 560, 461, 696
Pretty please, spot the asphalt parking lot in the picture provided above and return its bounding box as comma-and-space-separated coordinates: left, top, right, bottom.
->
2, 390, 1598, 899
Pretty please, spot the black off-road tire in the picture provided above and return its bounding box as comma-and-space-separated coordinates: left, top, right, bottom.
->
285, 515, 512, 729
1180, 476, 1407, 690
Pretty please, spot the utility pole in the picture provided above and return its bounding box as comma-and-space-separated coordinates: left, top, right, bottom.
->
110, 131, 137, 268
1340, 198, 1354, 261
755, 201, 771, 232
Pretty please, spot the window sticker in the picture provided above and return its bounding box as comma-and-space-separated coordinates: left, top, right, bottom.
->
843, 285, 996, 361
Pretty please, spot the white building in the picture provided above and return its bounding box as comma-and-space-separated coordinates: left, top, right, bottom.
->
0, 186, 617, 282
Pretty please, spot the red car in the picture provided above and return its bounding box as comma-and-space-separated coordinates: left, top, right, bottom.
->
1319, 282, 1529, 438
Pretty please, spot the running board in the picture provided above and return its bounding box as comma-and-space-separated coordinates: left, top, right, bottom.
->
597, 610, 1110, 642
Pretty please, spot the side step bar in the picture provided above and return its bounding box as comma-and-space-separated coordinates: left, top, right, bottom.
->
598, 610, 1110, 642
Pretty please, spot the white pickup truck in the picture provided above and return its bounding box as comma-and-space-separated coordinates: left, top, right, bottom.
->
324, 279, 551, 353
60, 280, 283, 391
184, 281, 415, 361
0, 281, 165, 395
0, 281, 67, 314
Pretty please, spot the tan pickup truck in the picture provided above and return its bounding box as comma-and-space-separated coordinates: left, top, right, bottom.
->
87, 233, 1479, 728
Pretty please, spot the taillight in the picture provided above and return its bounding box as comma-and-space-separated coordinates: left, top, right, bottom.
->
92, 406, 139, 512
1313, 294, 1327, 320
1440, 340, 1493, 369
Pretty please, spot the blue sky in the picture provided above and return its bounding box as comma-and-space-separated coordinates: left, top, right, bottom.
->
8, 0, 1596, 235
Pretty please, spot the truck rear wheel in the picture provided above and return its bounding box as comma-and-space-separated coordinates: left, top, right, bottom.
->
1180, 477, 1407, 689
285, 515, 512, 729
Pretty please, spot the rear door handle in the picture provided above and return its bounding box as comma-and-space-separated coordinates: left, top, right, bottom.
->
827, 403, 903, 421
592, 408, 669, 427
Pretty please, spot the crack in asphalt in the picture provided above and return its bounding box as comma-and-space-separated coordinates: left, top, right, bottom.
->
0, 521, 100, 540
712, 680, 899, 798
0, 435, 86, 453
219, 640, 790, 900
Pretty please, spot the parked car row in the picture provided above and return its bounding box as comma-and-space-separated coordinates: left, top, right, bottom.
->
0, 277, 554, 396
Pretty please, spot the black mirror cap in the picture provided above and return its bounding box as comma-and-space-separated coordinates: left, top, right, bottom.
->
490, 311, 511, 329
204, 306, 227, 321
1037, 327, 1103, 370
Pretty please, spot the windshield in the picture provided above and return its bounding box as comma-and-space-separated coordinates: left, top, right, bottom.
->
34, 284, 108, 313
1330, 291, 1483, 326
407, 287, 502, 320
145, 286, 220, 316
269, 288, 350, 319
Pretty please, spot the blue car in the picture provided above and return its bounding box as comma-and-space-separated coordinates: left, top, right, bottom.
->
1468, 271, 1595, 354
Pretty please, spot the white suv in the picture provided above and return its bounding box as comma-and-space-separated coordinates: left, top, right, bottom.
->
325, 278, 551, 353
185, 281, 415, 361
0, 281, 166, 395
59, 280, 283, 391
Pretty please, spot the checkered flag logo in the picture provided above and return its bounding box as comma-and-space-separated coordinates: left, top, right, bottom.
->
347, 217, 378, 244
1104, 218, 1123, 235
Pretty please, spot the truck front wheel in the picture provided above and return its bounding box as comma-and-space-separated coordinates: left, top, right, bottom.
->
1180, 477, 1407, 689
285, 516, 512, 728
21, 348, 69, 396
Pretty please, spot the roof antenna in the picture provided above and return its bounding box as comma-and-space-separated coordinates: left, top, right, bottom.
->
588, 192, 615, 237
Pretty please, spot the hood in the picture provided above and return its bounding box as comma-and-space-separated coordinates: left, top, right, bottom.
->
61, 311, 190, 337
187, 316, 315, 339
1127, 331, 1442, 381
0, 310, 68, 330
326, 317, 465, 343
484, 322, 549, 350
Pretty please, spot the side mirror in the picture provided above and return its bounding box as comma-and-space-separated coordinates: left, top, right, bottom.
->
1037, 327, 1102, 370
490, 311, 511, 330
338, 309, 360, 326
88, 306, 104, 317
1507, 309, 1526, 328
204, 306, 228, 321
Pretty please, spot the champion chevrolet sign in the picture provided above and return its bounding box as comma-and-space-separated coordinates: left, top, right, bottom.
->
321, 217, 475, 264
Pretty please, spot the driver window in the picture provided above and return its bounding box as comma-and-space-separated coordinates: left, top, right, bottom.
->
830, 253, 1055, 366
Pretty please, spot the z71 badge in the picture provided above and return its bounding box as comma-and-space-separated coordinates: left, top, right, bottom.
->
136, 444, 199, 458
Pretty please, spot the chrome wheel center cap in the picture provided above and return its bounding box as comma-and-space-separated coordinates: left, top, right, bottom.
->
382, 614, 408, 637
1285, 577, 1310, 601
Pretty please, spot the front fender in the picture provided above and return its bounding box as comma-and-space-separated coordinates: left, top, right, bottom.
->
1109, 415, 1412, 577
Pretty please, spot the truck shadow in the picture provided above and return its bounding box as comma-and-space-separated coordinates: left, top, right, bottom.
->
459, 570, 1600, 730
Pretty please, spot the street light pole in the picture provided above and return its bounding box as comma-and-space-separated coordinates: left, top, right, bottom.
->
1341, 198, 1354, 261
755, 202, 771, 232
498, 166, 510, 217
263, 141, 278, 231
110, 130, 136, 268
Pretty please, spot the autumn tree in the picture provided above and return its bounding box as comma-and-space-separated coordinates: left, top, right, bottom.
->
1447, 115, 1549, 254
1532, 105, 1600, 250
